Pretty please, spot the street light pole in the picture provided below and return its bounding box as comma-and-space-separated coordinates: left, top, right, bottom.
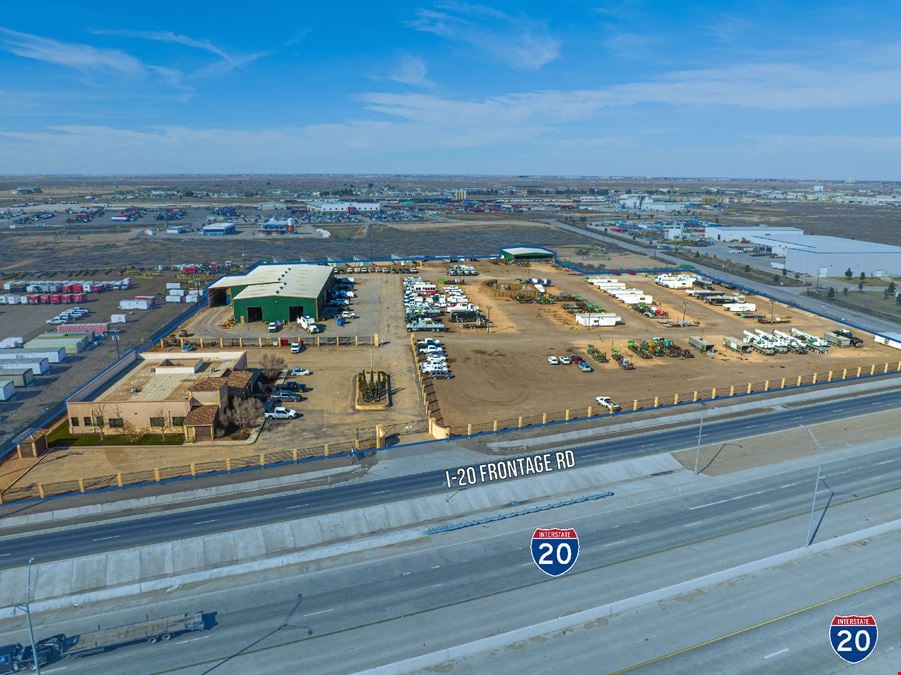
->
26, 557, 41, 675
693, 405, 705, 474
112, 333, 120, 359
805, 426, 826, 546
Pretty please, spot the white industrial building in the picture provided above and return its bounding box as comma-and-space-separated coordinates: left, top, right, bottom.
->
751, 234, 901, 277
703, 225, 804, 242
306, 201, 380, 214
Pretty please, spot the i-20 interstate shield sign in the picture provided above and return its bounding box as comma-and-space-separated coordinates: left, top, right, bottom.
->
531, 528, 579, 577
829, 615, 878, 664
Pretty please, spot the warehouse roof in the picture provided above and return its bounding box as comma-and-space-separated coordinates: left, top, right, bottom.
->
501, 247, 554, 257
753, 234, 901, 254
210, 264, 334, 300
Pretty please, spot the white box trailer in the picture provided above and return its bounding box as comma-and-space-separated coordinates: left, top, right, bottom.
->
119, 299, 153, 310
165, 295, 184, 303
575, 312, 622, 327
110, 314, 127, 324
0, 358, 49, 375
165, 282, 182, 290
169, 289, 186, 296
0, 348, 65, 363
875, 335, 901, 350
723, 302, 757, 312
0, 379, 15, 401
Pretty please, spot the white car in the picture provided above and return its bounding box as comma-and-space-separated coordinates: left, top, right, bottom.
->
290, 342, 302, 354
267, 322, 279, 332
291, 367, 312, 376
558, 355, 572, 365
547, 356, 559, 365
594, 396, 622, 412
418, 346, 444, 354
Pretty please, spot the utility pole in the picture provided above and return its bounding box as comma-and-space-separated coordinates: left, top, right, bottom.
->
26, 557, 41, 675
112, 333, 120, 359
486, 306, 492, 335
805, 426, 826, 546
693, 404, 705, 474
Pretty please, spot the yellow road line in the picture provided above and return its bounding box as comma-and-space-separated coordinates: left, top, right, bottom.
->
614, 574, 901, 673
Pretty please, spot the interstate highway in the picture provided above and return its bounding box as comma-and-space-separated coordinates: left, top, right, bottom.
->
6, 442, 900, 674
0, 387, 900, 569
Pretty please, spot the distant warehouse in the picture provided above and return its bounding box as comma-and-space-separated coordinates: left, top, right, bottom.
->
306, 200, 380, 214
202, 222, 236, 236
752, 234, 901, 277
208, 264, 335, 323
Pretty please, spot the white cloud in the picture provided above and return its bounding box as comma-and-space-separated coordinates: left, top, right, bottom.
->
0, 27, 144, 76
410, 3, 561, 70
385, 54, 434, 89
602, 32, 656, 60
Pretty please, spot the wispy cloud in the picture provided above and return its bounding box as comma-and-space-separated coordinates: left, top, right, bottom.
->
409, 3, 561, 70
383, 54, 434, 89
602, 32, 656, 60
0, 27, 143, 75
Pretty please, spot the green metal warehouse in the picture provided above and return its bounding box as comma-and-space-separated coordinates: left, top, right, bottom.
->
208, 264, 335, 323
500, 246, 555, 263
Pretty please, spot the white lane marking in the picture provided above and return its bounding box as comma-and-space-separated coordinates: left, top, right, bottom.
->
518, 562, 533, 567
752, 504, 769, 510
764, 647, 789, 659
780, 483, 798, 488
178, 635, 212, 644
285, 504, 309, 510
682, 521, 704, 528
92, 535, 119, 541
302, 609, 334, 618
430, 583, 444, 588
431, 565, 441, 569
689, 498, 732, 510
401, 571, 411, 576
639, 443, 656, 448
875, 459, 896, 465
372, 490, 390, 495
43, 668, 67, 673
192, 519, 218, 525
0, 554, 9, 557
604, 539, 627, 547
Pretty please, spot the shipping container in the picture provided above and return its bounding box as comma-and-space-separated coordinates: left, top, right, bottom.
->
56, 323, 108, 336
110, 314, 127, 324
0, 380, 15, 401
72, 293, 86, 303
0, 366, 34, 387
0, 358, 49, 374
165, 282, 182, 290
165, 295, 184, 303
0, 347, 66, 363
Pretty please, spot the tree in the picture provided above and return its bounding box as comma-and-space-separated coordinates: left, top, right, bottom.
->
151, 408, 168, 442
259, 353, 287, 379
827, 287, 836, 299
845, 268, 853, 279
744, 264, 751, 273
859, 271, 866, 282
228, 398, 264, 429
885, 280, 897, 299
843, 287, 849, 296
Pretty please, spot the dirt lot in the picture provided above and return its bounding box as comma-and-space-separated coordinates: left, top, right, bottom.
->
414, 261, 901, 430
0, 271, 194, 447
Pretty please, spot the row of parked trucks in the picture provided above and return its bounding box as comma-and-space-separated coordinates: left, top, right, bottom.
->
0, 612, 208, 672
718, 328, 864, 356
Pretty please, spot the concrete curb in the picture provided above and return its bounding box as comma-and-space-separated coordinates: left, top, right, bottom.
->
362, 518, 901, 675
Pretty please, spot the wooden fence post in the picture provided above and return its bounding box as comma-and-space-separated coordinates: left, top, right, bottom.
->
780, 377, 786, 389
565, 409, 570, 421
226, 457, 232, 472
518, 416, 523, 429
870, 364, 876, 375
542, 412, 548, 424
259, 453, 265, 467
827, 371, 833, 382
292, 449, 298, 462
220, 338, 224, 348
154, 467, 161, 482
324, 444, 329, 456
493, 420, 498, 432
467, 423, 472, 435
674, 393, 679, 405
856, 366, 862, 378
711, 388, 717, 399
653, 396, 659, 408
764, 380, 770, 391
633, 399, 638, 411
78, 478, 85, 493
37, 484, 45, 499
729, 385, 735, 396
190, 463, 196, 477
747, 382, 752, 394
116, 472, 123, 487
586, 406, 592, 418
812, 373, 818, 384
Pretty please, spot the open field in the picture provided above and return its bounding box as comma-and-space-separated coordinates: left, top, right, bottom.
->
0, 271, 194, 447
410, 261, 900, 429
0, 219, 591, 271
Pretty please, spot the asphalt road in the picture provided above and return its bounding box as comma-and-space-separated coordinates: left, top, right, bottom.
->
1, 388, 900, 569
8, 441, 898, 674
546, 220, 901, 335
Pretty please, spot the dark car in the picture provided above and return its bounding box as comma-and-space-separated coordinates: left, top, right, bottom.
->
270, 390, 302, 402
277, 381, 308, 393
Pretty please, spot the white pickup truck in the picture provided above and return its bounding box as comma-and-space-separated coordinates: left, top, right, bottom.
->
265, 406, 299, 420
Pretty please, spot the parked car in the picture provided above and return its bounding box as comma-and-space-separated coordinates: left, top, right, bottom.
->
594, 396, 621, 412
270, 390, 302, 402
558, 355, 572, 365
277, 381, 307, 393
265, 406, 299, 420
570, 355, 584, 364
417, 338, 443, 347
291, 367, 312, 376
267, 322, 279, 333
547, 356, 559, 365
418, 346, 444, 354
578, 361, 593, 373
290, 342, 303, 354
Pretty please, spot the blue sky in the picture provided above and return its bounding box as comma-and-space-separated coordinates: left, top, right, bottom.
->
1, 1, 900, 178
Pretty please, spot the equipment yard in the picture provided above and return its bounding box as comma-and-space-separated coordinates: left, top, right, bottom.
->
403, 260, 900, 430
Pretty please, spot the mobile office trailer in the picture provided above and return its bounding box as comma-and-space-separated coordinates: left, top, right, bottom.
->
0, 366, 34, 387
823, 331, 851, 347
110, 314, 127, 324
688, 336, 716, 353
723, 302, 757, 312
575, 312, 622, 327
26, 334, 89, 354
0, 380, 16, 400
0, 347, 65, 363
722, 336, 750, 354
